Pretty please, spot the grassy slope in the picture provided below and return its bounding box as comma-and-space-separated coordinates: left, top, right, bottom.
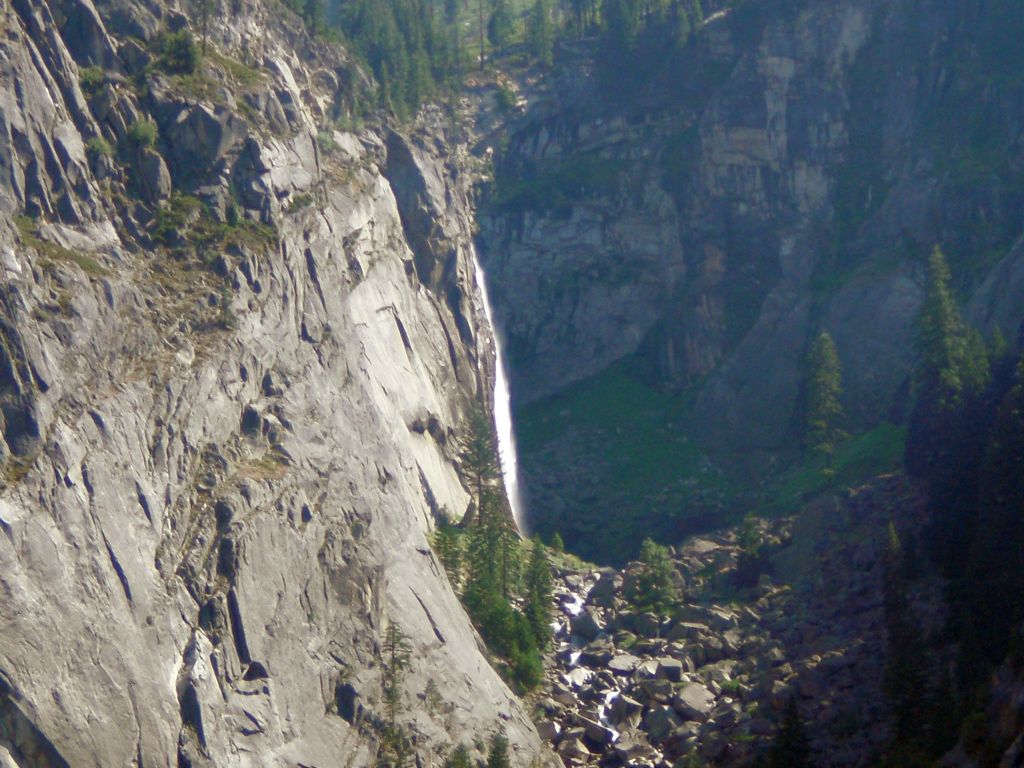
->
516, 361, 906, 563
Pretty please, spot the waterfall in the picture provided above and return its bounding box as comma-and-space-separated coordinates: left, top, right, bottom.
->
471, 246, 526, 534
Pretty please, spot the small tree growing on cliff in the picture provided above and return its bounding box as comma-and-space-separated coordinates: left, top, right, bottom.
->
382, 623, 412, 728
627, 538, 676, 615
804, 331, 844, 470
460, 405, 500, 525
486, 733, 511, 768
524, 538, 553, 649
433, 517, 464, 588
767, 698, 811, 768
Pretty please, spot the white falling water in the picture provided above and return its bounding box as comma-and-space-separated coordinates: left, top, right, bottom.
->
471, 246, 526, 534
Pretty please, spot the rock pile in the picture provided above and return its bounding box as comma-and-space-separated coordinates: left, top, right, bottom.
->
533, 475, 941, 767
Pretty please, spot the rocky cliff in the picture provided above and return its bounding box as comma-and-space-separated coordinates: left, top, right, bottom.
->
0, 1, 551, 765
479, 0, 1024, 556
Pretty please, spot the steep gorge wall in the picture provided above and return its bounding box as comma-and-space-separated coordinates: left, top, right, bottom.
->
481, 0, 1024, 466
0, 1, 550, 765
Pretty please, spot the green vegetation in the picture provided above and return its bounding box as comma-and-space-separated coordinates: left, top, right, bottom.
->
443, 744, 472, 768
486, 734, 511, 768
525, 0, 554, 67
802, 331, 845, 470
156, 30, 200, 75
754, 422, 906, 518
523, 538, 553, 649
378, 622, 414, 766
78, 65, 105, 95
151, 194, 278, 254
14, 215, 109, 278
431, 410, 549, 691
489, 155, 627, 214
516, 361, 728, 564
125, 119, 158, 150
626, 538, 677, 614
324, 0, 461, 120
85, 136, 113, 158
755, 698, 811, 768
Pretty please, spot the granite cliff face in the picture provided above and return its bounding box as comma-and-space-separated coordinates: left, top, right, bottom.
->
0, 1, 550, 765
481, 0, 1024, 461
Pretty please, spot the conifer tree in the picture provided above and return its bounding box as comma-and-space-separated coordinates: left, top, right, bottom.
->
524, 538, 553, 649
881, 523, 927, 742
804, 331, 845, 469
382, 622, 412, 729
965, 359, 1024, 661
487, 734, 511, 768
460, 405, 501, 525
487, 0, 513, 49
444, 744, 472, 768
433, 519, 463, 588
768, 698, 811, 768
689, 0, 703, 24
627, 538, 676, 615
526, 0, 554, 66
550, 531, 564, 552
915, 246, 989, 406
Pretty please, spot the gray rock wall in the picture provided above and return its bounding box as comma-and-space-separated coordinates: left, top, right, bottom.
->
481, 0, 1024, 467
0, 1, 550, 765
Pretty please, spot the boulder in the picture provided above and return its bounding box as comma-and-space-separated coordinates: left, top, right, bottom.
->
578, 716, 616, 746
636, 678, 673, 703
137, 148, 171, 203
571, 608, 604, 641
644, 705, 683, 742
608, 654, 641, 675
673, 683, 716, 721
589, 571, 622, 607
655, 657, 684, 682
536, 720, 561, 742
557, 735, 591, 760
667, 622, 710, 642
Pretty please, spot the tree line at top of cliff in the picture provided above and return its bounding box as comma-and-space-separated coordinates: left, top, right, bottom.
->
274, 0, 798, 120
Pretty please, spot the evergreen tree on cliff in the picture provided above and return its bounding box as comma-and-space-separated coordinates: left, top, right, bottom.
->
965, 358, 1024, 662
914, 246, 988, 408
804, 331, 844, 469
526, 0, 554, 67
524, 538, 553, 648
768, 698, 811, 768
460, 405, 500, 525
881, 522, 927, 744
627, 538, 676, 615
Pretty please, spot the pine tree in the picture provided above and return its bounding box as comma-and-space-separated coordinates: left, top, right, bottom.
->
881, 523, 927, 742
769, 698, 811, 768
526, 0, 554, 66
673, 5, 691, 46
497, 512, 521, 599
487, 733, 511, 768
303, 0, 324, 31
197, 0, 212, 54
487, 0, 513, 49
460, 405, 501, 525
444, 744, 472, 768
965, 359, 1024, 662
524, 538, 553, 649
804, 331, 845, 469
915, 246, 988, 407
688, 0, 703, 24
433, 519, 463, 588
627, 538, 676, 615
550, 531, 564, 552
382, 622, 412, 729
